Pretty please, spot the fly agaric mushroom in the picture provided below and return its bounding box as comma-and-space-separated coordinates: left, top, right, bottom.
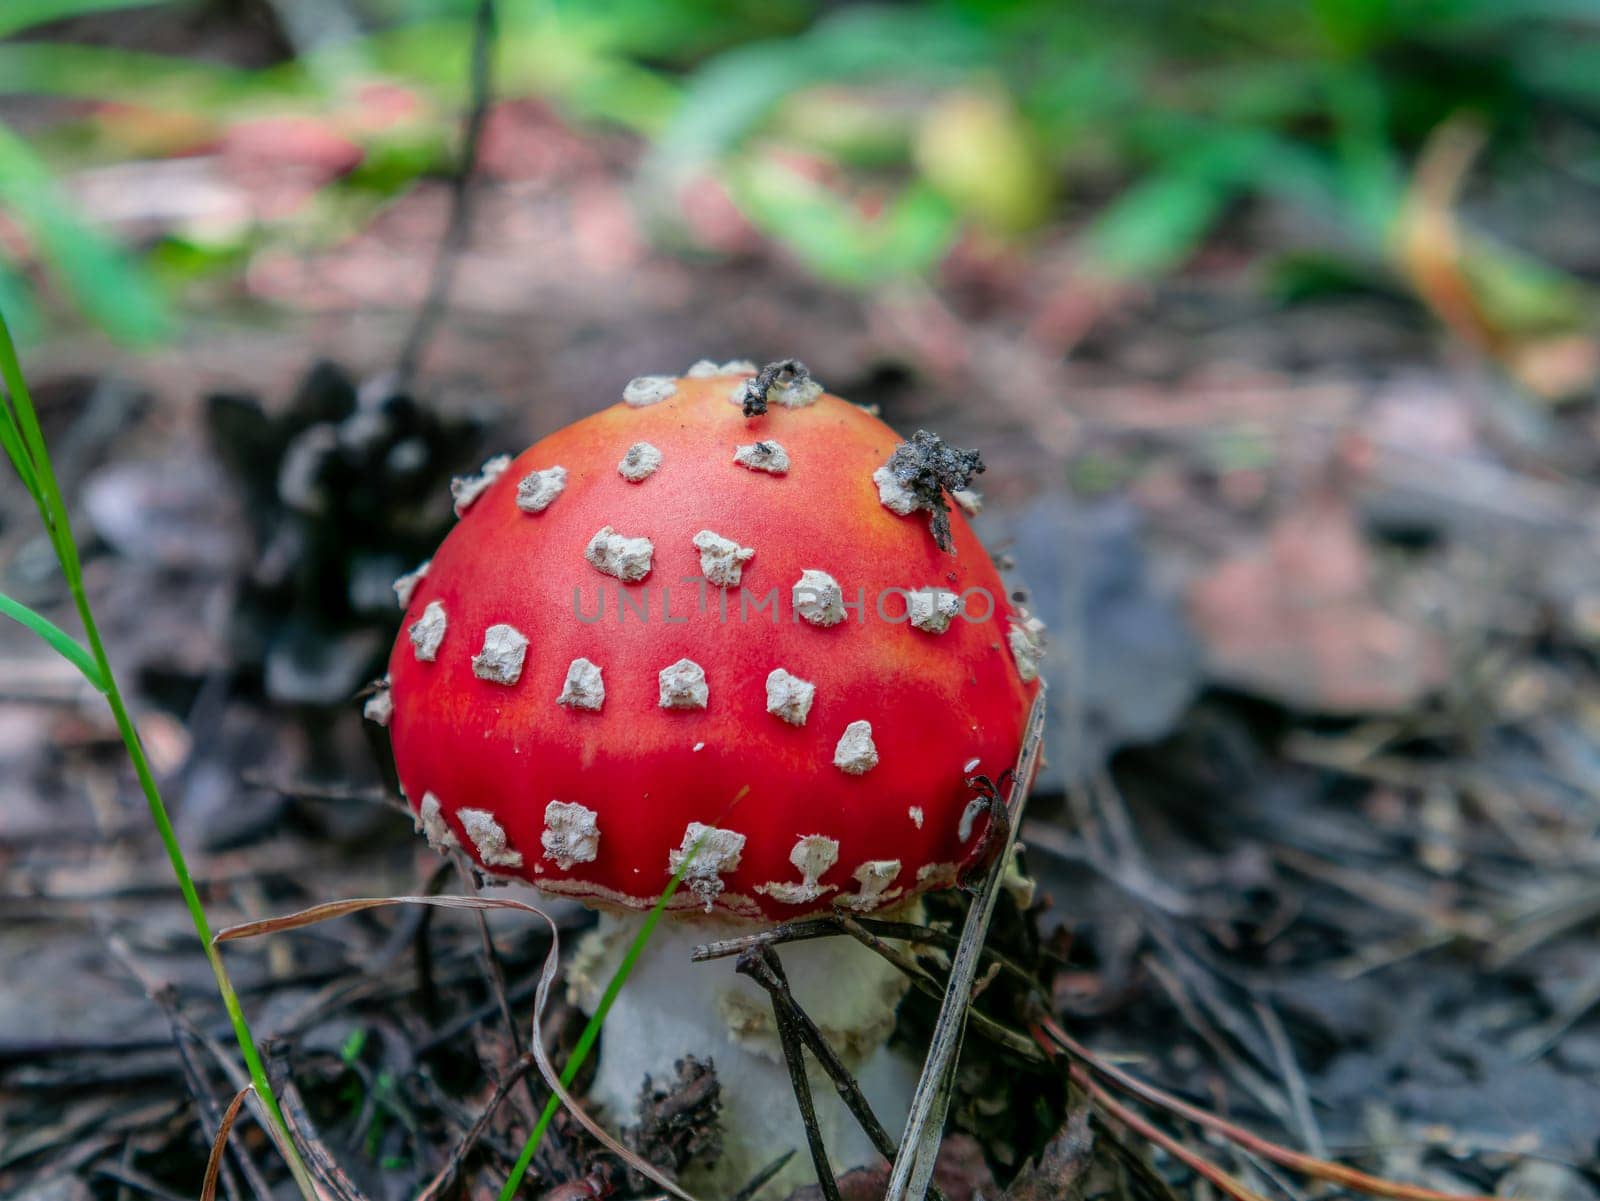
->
379, 360, 1042, 1193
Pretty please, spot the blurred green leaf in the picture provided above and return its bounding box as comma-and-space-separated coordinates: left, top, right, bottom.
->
1512, 39, 1600, 112
1312, 0, 1393, 55
728, 162, 957, 286
914, 86, 1053, 234
0, 0, 169, 40
1325, 67, 1404, 244
0, 42, 306, 112
1409, 0, 1600, 33
1085, 163, 1232, 279
1462, 237, 1593, 336
558, 0, 809, 60
1086, 117, 1341, 278
1266, 251, 1398, 303
0, 126, 172, 344
651, 6, 990, 176
0, 266, 44, 347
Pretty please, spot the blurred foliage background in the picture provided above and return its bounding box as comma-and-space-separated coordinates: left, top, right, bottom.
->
2, 0, 1598, 396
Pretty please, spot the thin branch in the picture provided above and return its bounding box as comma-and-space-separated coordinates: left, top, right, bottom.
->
450, 850, 558, 1167
884, 689, 1048, 1201
266, 1049, 374, 1201
736, 947, 839, 1201
830, 915, 1046, 1064
213, 892, 704, 1201
395, 0, 497, 389
692, 914, 1038, 993
1035, 1018, 1501, 1201
103, 934, 273, 1201
201, 1087, 255, 1201
1073, 1066, 1272, 1201
1254, 999, 1325, 1159
416, 1052, 539, 1201
735, 946, 951, 1201
730, 1151, 798, 1201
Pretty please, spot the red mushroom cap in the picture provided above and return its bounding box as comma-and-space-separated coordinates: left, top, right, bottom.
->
381, 365, 1043, 920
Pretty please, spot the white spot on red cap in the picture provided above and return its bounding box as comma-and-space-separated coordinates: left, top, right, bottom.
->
872, 464, 918, 516
687, 358, 756, 378
757, 835, 840, 904
542, 800, 600, 870
733, 441, 790, 475
692, 530, 755, 588
772, 376, 823, 408
618, 442, 661, 482
794, 569, 845, 627
459, 808, 523, 868
417, 792, 458, 852
658, 658, 708, 710
765, 668, 815, 726
393, 559, 430, 608
585, 526, 654, 582
908, 587, 961, 634
953, 489, 983, 516
451, 454, 511, 516
1007, 613, 1046, 682
409, 600, 447, 662
840, 859, 901, 910
908, 806, 924, 828
557, 658, 604, 711
363, 678, 393, 726
472, 624, 528, 685
516, 465, 567, 513
623, 376, 677, 407
670, 822, 745, 911
833, 720, 878, 775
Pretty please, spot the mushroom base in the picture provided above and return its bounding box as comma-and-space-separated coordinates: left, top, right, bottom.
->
568, 909, 920, 1197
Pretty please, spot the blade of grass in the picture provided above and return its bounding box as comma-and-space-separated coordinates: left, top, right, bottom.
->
497, 809, 737, 1201
0, 590, 105, 690
0, 392, 42, 504
884, 690, 1047, 1201
0, 305, 311, 1196
200, 1084, 254, 1201
218, 885, 710, 1201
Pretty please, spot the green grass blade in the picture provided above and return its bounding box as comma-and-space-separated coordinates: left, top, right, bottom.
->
498, 840, 702, 1201
0, 388, 42, 503
0, 298, 73, 546
0, 258, 42, 346
0, 303, 312, 1197
0, 125, 173, 345
0, 591, 105, 690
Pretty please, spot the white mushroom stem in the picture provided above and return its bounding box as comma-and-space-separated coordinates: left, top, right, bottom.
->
568, 911, 919, 1197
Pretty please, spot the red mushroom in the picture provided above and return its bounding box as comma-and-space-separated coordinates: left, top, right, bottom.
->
377, 359, 1044, 1191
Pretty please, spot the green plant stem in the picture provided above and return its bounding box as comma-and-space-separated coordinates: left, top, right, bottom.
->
0, 309, 308, 1187
498, 861, 691, 1200
0, 589, 104, 688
